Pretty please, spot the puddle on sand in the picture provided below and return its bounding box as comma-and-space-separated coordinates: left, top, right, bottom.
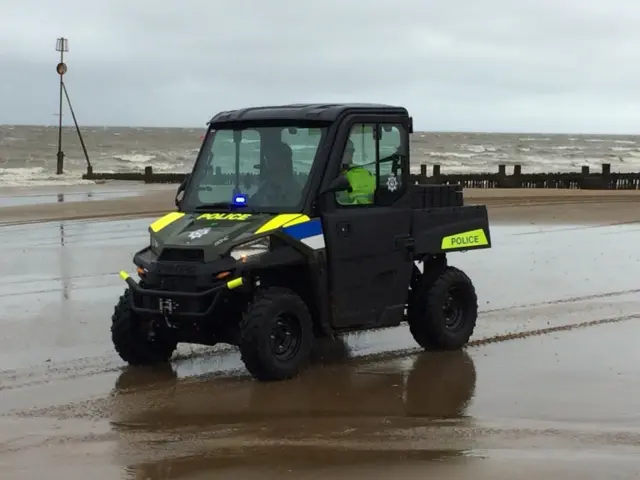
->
4, 319, 638, 480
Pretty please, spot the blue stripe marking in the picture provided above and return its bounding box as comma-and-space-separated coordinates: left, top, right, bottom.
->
283, 218, 323, 240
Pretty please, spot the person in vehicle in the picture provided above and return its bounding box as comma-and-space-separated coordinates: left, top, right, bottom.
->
338, 139, 376, 205
251, 142, 301, 206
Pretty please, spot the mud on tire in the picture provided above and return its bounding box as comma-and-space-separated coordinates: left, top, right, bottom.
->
240, 287, 314, 381
111, 289, 178, 365
408, 266, 478, 351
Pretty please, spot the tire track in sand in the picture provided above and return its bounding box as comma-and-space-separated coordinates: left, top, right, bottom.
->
1, 288, 639, 394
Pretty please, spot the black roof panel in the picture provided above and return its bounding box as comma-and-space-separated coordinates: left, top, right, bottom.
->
209, 103, 408, 123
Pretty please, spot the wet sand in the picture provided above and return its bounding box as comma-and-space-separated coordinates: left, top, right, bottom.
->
1, 183, 639, 225
0, 182, 174, 207
1, 190, 640, 478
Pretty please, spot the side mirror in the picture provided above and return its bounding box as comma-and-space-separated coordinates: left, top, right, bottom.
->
320, 174, 351, 195
175, 173, 190, 208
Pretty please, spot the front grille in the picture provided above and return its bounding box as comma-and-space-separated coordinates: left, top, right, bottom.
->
159, 248, 204, 262
159, 275, 198, 292
137, 276, 222, 315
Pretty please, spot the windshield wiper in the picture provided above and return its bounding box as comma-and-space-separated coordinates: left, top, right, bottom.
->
193, 202, 251, 210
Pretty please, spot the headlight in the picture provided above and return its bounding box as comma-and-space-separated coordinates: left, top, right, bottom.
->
229, 237, 270, 261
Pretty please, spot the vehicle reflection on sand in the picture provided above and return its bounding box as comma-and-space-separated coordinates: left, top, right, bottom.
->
108, 340, 477, 479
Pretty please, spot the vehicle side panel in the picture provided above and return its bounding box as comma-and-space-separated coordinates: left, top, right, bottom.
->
411, 205, 491, 255
273, 217, 333, 335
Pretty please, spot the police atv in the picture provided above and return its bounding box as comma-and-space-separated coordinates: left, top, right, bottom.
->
111, 103, 492, 382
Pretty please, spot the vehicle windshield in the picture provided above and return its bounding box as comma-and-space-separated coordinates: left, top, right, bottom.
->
182, 125, 327, 213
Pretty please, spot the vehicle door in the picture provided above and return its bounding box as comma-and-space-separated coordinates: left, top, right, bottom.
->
321, 117, 414, 330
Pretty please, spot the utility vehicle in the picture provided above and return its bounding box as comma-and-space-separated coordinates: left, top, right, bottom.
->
112, 103, 492, 381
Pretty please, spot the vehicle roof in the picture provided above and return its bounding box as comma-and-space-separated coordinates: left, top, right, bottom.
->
209, 103, 409, 123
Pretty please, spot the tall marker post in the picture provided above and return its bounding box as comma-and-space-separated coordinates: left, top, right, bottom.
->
55, 37, 68, 175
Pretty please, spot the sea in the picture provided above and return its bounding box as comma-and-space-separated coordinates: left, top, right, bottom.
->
1, 125, 640, 187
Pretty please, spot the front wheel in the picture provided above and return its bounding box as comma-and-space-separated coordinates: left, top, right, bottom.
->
408, 266, 478, 351
111, 289, 178, 365
239, 287, 314, 381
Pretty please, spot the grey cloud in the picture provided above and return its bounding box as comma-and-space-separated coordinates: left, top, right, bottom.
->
1, 0, 640, 132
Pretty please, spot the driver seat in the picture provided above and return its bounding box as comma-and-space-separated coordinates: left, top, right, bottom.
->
255, 142, 301, 205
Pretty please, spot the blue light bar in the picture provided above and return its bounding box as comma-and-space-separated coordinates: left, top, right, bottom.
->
232, 193, 248, 205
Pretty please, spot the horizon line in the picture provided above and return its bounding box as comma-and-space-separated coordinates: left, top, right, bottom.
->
0, 122, 638, 137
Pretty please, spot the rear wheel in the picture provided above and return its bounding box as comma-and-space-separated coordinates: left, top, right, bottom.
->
111, 289, 178, 365
240, 287, 314, 381
408, 266, 478, 350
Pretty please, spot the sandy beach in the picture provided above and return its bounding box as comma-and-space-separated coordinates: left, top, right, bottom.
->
2, 183, 640, 225
1, 184, 639, 479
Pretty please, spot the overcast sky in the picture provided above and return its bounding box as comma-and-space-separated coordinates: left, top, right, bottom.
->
1, 0, 639, 133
